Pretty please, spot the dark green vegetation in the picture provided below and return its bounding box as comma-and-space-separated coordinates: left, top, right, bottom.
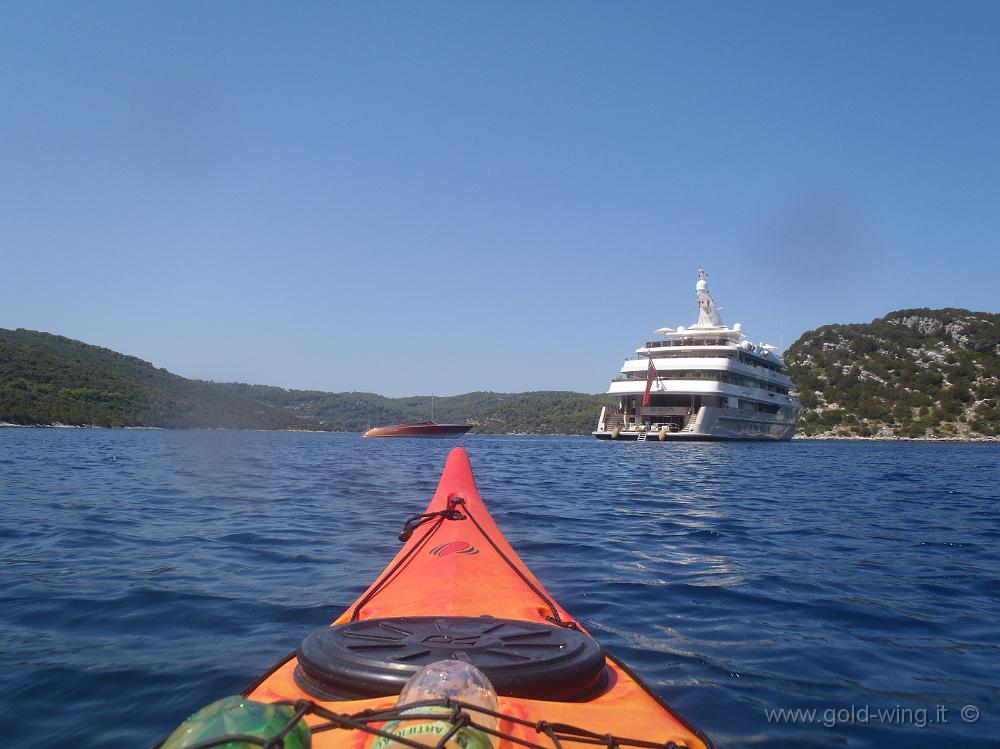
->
0, 328, 612, 433
222, 385, 614, 434
0, 329, 327, 430
6, 308, 998, 438
785, 309, 1000, 438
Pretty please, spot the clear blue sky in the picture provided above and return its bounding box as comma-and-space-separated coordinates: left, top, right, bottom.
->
2, 2, 997, 396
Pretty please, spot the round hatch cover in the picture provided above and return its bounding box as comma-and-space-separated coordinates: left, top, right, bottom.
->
295, 616, 605, 701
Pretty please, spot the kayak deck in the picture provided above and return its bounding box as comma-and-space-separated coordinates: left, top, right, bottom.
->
245, 447, 711, 749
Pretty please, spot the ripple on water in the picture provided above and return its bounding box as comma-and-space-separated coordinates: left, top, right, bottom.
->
1, 431, 998, 748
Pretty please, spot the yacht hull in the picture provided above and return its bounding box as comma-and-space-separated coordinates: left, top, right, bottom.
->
592, 430, 792, 441
595, 404, 798, 441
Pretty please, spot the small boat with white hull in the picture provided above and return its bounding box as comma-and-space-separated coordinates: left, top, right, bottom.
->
594, 268, 801, 441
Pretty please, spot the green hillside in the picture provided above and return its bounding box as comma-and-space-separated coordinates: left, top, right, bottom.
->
0, 328, 327, 430
0, 328, 612, 433
224, 385, 614, 434
785, 309, 1000, 438
10, 312, 996, 439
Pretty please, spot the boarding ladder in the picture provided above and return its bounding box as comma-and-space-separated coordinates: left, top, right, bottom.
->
680, 412, 698, 433
636, 429, 647, 442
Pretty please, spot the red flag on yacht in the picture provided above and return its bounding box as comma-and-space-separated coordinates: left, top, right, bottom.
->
642, 358, 657, 406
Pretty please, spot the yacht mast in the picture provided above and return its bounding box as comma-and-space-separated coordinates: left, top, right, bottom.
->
693, 267, 724, 329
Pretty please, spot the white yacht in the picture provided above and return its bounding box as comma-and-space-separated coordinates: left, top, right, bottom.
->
594, 269, 801, 441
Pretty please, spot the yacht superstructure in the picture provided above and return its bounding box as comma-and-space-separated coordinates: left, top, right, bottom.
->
594, 269, 800, 441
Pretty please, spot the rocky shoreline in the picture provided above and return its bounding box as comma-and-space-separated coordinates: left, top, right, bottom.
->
794, 432, 998, 442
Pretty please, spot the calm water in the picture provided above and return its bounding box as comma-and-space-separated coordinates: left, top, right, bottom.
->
1, 430, 997, 748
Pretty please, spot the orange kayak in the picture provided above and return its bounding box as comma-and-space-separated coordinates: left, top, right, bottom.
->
243, 447, 711, 749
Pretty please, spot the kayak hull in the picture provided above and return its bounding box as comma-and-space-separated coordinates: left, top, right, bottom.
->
245, 447, 711, 749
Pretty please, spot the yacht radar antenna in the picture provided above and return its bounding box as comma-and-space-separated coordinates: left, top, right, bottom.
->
693, 267, 725, 329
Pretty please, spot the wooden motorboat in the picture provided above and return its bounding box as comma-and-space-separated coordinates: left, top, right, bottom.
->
362, 421, 473, 438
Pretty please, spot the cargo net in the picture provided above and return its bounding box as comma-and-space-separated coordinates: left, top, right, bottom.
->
152, 697, 692, 749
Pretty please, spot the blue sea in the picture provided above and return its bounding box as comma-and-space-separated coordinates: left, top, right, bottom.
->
1, 429, 997, 748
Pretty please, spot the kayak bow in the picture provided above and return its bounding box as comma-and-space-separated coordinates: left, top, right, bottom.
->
244, 447, 711, 749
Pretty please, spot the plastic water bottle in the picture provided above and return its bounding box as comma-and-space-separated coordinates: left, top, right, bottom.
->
373, 660, 499, 749
160, 695, 311, 749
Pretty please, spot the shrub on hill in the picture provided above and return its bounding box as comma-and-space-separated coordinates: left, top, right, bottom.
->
786, 308, 1000, 438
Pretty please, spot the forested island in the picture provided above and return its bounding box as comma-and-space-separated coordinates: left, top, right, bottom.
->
0, 328, 611, 433
2, 309, 998, 438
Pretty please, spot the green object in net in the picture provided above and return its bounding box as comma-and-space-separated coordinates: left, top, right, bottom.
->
372, 706, 493, 749
161, 695, 311, 749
